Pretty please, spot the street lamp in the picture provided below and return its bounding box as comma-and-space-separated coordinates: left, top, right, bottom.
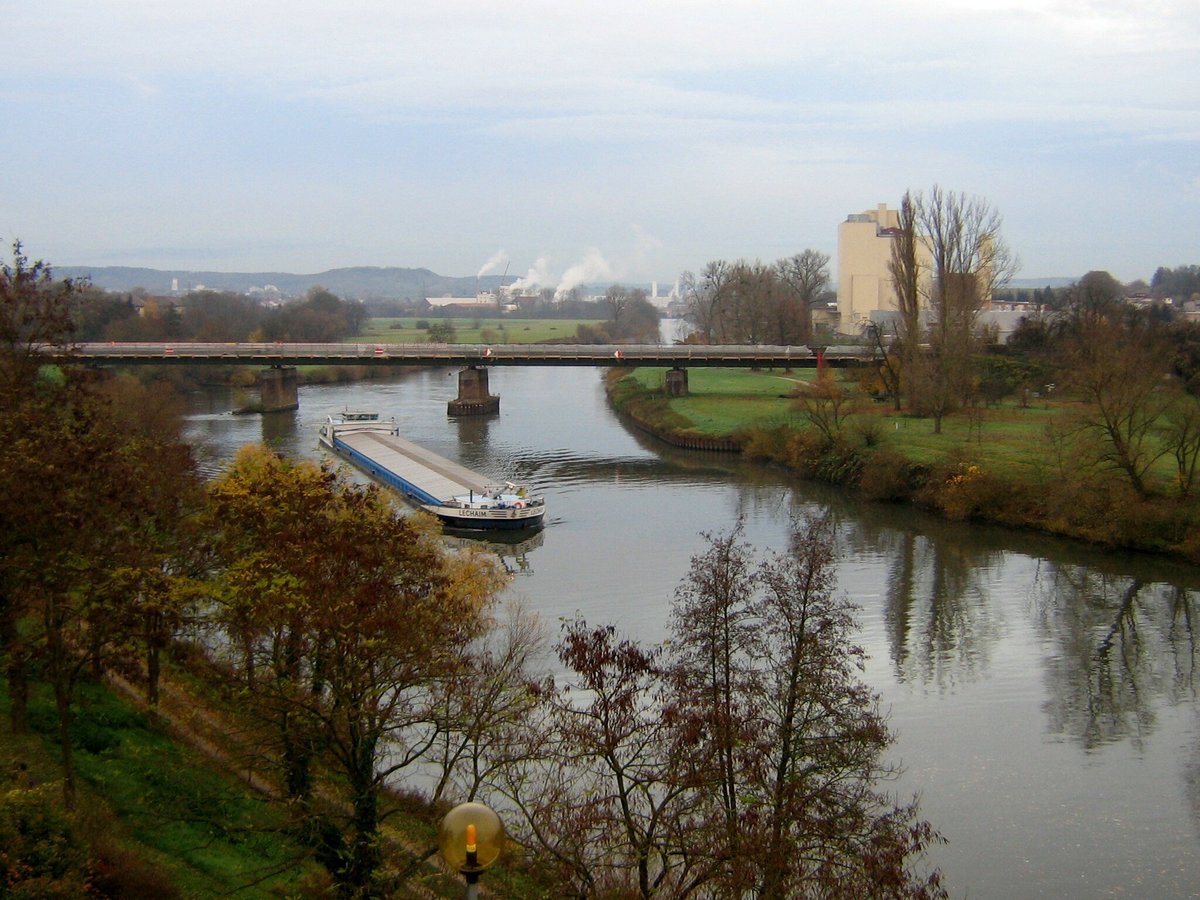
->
438, 801, 504, 899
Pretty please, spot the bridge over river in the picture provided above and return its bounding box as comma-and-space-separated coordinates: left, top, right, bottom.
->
65, 341, 872, 413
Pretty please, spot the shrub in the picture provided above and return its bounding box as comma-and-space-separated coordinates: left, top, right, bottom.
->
0, 784, 95, 894
851, 414, 887, 448
858, 448, 915, 501
812, 438, 866, 486
741, 425, 791, 462
927, 461, 1011, 522
781, 432, 866, 486
779, 428, 825, 476
89, 841, 182, 899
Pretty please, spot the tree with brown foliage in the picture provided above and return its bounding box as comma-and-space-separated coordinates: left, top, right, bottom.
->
206, 447, 504, 892
0, 245, 199, 809
494, 618, 712, 898
0, 241, 78, 396
669, 519, 946, 899
669, 521, 762, 892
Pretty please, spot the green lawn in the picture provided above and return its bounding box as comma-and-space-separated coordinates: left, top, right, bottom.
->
358, 317, 605, 344
3, 678, 318, 896
627, 367, 1180, 490
2, 672, 544, 898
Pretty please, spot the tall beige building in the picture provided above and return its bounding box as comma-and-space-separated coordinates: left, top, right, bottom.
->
836, 203, 903, 333
837, 201, 1001, 335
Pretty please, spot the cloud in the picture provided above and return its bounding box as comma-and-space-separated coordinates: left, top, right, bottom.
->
4, 0, 1198, 282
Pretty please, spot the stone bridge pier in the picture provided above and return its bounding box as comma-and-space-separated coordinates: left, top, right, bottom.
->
448, 366, 500, 416
259, 366, 299, 412
665, 367, 689, 397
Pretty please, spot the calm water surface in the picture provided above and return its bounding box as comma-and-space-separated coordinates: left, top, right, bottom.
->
186, 363, 1200, 899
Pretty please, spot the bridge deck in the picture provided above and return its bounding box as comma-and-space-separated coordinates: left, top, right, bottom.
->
65, 341, 868, 367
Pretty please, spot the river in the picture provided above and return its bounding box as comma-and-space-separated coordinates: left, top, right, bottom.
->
185, 361, 1200, 899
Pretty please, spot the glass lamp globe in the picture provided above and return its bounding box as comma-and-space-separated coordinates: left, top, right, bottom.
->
437, 801, 504, 873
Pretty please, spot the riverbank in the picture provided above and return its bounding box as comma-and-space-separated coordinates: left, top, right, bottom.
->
607, 367, 1200, 563
0, 657, 549, 897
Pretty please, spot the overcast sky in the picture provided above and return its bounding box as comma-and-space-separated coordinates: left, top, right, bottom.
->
3, 1, 1197, 290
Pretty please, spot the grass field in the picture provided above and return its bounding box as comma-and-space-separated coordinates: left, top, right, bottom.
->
626, 366, 1180, 490
359, 317, 604, 344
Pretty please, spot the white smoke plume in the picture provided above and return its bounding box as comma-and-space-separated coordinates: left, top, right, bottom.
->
508, 257, 554, 294
476, 250, 509, 278
506, 248, 617, 298
554, 247, 613, 298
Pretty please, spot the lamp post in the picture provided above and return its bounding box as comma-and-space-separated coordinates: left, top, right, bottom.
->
438, 801, 504, 900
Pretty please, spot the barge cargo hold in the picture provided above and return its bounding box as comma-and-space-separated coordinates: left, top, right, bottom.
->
318, 413, 545, 531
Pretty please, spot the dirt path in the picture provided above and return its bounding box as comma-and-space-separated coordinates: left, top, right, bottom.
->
103, 668, 484, 899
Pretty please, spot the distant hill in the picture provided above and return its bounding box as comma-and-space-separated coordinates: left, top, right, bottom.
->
56, 263, 1079, 300
54, 265, 512, 301
1009, 277, 1075, 289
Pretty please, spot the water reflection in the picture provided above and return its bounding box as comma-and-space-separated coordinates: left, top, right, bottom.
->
260, 407, 298, 447
442, 528, 545, 576
1035, 565, 1198, 753
832, 508, 1005, 689
1187, 730, 1200, 841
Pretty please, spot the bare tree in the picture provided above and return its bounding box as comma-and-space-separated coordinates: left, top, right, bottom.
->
684, 254, 828, 347
796, 376, 857, 445
894, 186, 1017, 432
1159, 393, 1200, 497
429, 601, 546, 806
728, 261, 781, 345
1061, 309, 1172, 497
602, 284, 634, 328
865, 321, 903, 411
681, 260, 735, 343
888, 192, 923, 410
777, 250, 830, 346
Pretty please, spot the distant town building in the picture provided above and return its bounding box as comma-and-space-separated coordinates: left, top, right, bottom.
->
425, 291, 501, 310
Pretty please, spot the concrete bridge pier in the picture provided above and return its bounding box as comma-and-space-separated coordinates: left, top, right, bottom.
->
665, 367, 689, 397
259, 366, 299, 412
448, 366, 500, 416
